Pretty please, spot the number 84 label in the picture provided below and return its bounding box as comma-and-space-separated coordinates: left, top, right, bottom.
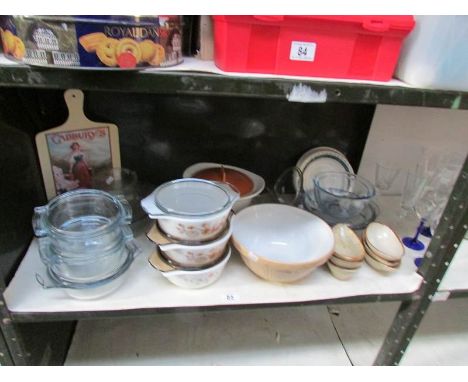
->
290, 41, 317, 61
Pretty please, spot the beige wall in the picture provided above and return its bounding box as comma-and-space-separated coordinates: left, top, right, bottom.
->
358, 104, 468, 194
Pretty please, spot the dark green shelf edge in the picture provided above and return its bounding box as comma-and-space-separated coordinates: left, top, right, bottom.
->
1, 64, 467, 110
9, 291, 416, 323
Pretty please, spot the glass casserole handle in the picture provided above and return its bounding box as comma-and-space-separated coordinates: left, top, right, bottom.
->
121, 225, 141, 258
140, 190, 166, 219
32, 206, 49, 237
213, 181, 240, 205
125, 237, 141, 260
36, 236, 61, 266
115, 194, 133, 224
35, 273, 54, 289
121, 225, 135, 241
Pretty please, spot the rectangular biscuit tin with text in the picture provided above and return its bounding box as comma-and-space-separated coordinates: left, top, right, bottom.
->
0, 15, 183, 69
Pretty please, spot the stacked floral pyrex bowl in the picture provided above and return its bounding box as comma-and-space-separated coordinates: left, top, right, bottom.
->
141, 178, 239, 288
32, 189, 140, 299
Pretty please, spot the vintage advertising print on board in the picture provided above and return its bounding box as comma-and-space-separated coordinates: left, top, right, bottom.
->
45, 126, 113, 195
36, 89, 121, 200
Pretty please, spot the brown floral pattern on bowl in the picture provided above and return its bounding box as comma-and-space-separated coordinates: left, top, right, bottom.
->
168, 219, 227, 241
164, 246, 225, 268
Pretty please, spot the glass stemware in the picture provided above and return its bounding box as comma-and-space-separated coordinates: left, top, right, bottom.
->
402, 155, 463, 253
402, 187, 437, 251
399, 171, 425, 219
420, 224, 433, 238
403, 220, 426, 251
402, 150, 442, 250
375, 162, 401, 193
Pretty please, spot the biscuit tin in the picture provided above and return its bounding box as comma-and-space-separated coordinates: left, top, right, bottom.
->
0, 15, 183, 69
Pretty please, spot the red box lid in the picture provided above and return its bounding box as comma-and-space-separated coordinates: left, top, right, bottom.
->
213, 15, 415, 34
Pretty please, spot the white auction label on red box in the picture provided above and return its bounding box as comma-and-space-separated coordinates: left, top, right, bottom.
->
290, 41, 317, 61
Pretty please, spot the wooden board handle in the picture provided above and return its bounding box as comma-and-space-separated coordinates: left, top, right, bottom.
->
63, 89, 94, 126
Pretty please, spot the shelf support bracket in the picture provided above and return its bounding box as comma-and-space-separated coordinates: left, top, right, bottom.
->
374, 154, 468, 365
0, 279, 30, 365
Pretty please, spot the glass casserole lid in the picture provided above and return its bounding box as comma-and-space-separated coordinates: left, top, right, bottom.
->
151, 178, 239, 217
33, 188, 132, 239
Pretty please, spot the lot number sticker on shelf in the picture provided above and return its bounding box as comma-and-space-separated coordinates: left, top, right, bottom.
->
224, 292, 240, 303
290, 41, 317, 61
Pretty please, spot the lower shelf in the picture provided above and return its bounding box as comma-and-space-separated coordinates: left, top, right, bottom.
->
65, 297, 468, 366
4, 197, 424, 321
65, 305, 351, 366
330, 297, 468, 366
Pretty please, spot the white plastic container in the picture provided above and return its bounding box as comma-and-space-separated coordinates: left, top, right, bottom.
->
395, 16, 468, 92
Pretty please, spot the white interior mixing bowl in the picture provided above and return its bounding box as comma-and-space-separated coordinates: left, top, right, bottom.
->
231, 203, 334, 283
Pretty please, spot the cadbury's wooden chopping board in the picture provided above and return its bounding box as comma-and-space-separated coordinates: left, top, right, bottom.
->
35, 89, 121, 200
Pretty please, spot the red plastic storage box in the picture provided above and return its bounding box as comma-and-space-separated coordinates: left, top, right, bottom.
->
212, 16, 415, 81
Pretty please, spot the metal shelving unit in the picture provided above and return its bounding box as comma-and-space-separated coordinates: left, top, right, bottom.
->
1, 56, 468, 109
0, 60, 467, 366
374, 158, 468, 365
2, 201, 423, 323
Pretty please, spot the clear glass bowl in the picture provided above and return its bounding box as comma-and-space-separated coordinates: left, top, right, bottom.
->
33, 189, 135, 283
312, 172, 376, 220
35, 240, 140, 300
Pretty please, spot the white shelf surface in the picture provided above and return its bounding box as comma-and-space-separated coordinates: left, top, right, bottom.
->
4, 197, 424, 315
